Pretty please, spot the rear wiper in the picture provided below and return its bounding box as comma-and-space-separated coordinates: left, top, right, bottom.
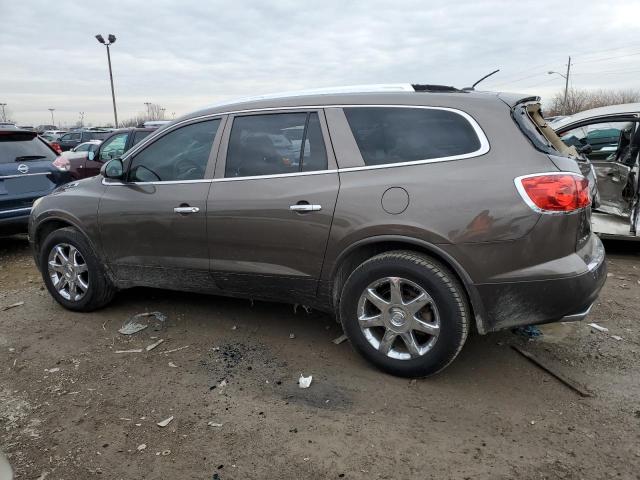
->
15, 155, 47, 161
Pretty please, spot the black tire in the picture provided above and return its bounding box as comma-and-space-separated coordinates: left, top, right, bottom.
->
339, 250, 470, 377
39, 227, 116, 311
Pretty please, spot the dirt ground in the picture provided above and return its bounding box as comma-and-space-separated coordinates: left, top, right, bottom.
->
0, 235, 639, 480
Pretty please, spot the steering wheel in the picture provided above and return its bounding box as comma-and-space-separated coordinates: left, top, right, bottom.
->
173, 156, 202, 180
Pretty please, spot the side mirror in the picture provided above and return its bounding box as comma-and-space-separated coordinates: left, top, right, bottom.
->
88, 151, 95, 161
100, 158, 124, 179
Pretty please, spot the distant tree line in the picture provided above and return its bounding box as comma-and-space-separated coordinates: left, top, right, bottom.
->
546, 88, 640, 116
119, 103, 166, 127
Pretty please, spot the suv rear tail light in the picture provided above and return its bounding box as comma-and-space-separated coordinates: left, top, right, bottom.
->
52, 156, 70, 171
515, 173, 591, 213
51, 142, 62, 154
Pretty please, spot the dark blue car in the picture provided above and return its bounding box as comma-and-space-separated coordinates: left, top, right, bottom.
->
0, 130, 72, 235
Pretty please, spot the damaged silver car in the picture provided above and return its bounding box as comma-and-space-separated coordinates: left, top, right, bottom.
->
553, 103, 640, 240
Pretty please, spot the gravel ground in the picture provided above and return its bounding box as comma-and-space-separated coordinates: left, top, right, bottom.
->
1, 235, 639, 480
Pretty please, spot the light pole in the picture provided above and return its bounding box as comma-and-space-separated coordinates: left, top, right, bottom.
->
172, 112, 176, 119
48, 108, 56, 126
0, 103, 6, 122
144, 102, 151, 119
160, 107, 166, 119
95, 34, 119, 128
79, 111, 85, 127
548, 56, 571, 115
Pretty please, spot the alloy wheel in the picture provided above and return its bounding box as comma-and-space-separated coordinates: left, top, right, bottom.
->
47, 243, 89, 302
357, 276, 440, 360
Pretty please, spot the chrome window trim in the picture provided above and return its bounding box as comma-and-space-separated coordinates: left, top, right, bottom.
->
101, 169, 338, 186
0, 172, 50, 180
108, 104, 490, 185
0, 207, 32, 215
120, 104, 490, 164
514, 171, 589, 216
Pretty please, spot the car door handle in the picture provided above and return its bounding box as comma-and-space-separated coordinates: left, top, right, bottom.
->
173, 206, 200, 214
290, 204, 322, 212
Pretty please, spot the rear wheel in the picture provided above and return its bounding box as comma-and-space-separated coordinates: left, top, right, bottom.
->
339, 250, 470, 377
40, 227, 116, 311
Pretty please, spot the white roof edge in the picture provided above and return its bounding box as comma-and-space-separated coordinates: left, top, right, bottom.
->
203, 84, 416, 110
552, 102, 640, 130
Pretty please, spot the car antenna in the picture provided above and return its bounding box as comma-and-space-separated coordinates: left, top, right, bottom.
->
463, 69, 500, 91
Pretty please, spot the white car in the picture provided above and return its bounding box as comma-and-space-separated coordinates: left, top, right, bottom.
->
554, 103, 640, 240
70, 140, 102, 153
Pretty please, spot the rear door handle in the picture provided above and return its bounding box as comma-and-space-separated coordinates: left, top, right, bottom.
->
290, 204, 322, 212
174, 206, 200, 214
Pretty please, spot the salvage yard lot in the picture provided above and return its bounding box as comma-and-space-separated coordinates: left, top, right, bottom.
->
1, 236, 639, 480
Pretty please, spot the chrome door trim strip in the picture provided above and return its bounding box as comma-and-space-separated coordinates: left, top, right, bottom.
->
0, 172, 50, 180
0, 207, 32, 215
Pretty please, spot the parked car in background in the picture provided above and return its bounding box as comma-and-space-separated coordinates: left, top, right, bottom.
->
29, 85, 606, 377
53, 129, 111, 152
17, 125, 35, 131
52, 128, 155, 180
553, 103, 640, 240
36, 125, 57, 134
1, 129, 71, 235
0, 122, 18, 130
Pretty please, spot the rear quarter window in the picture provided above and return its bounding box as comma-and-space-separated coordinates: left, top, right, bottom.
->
343, 107, 482, 166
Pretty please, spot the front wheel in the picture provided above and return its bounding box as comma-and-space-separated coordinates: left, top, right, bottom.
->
339, 251, 470, 377
40, 227, 116, 311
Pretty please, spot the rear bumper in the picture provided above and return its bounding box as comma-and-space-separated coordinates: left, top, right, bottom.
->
475, 235, 607, 333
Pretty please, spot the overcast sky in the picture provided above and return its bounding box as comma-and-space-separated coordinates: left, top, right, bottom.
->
2, 0, 640, 126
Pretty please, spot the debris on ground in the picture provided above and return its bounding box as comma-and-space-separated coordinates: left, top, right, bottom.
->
293, 304, 312, 314
168, 362, 178, 368
332, 334, 348, 345
231, 325, 237, 330
511, 325, 542, 338
299, 374, 313, 389
611, 335, 623, 341
161, 450, 171, 456
289, 333, 295, 339
137, 444, 147, 451
588, 322, 609, 333
511, 345, 592, 397
161, 345, 189, 354
114, 349, 143, 354
157, 416, 174, 427
2, 301, 24, 311
145, 339, 164, 351
118, 311, 167, 335
44, 368, 60, 373
207, 422, 223, 427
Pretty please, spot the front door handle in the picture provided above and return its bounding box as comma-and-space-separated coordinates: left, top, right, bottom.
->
290, 204, 322, 212
174, 206, 200, 214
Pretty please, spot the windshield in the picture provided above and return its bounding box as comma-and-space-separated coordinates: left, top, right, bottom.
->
0, 133, 57, 164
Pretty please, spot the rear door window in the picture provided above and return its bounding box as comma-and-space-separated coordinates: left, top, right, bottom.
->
343, 107, 482, 166
225, 112, 327, 178
100, 133, 129, 161
560, 121, 634, 162
0, 133, 57, 164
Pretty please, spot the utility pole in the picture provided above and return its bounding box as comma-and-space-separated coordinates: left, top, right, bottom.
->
79, 111, 85, 127
95, 34, 119, 128
144, 102, 152, 119
563, 56, 571, 116
172, 112, 176, 119
0, 103, 6, 122
160, 107, 166, 119
48, 108, 55, 126
547, 55, 572, 115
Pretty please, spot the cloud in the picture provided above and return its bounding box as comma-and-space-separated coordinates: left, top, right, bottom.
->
1, 0, 639, 125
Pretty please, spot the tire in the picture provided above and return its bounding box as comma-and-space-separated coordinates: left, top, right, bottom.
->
339, 250, 470, 377
39, 227, 116, 311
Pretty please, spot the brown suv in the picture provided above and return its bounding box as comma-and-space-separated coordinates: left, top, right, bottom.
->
29, 85, 606, 377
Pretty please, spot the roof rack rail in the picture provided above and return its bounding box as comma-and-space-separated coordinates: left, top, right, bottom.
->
412, 84, 461, 92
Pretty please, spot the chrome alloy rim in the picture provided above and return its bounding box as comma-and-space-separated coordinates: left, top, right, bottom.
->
357, 277, 440, 360
47, 243, 89, 302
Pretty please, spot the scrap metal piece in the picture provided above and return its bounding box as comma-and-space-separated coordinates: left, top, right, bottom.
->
511, 345, 593, 397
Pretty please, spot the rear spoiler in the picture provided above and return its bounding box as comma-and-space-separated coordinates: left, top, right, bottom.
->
497, 93, 541, 109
